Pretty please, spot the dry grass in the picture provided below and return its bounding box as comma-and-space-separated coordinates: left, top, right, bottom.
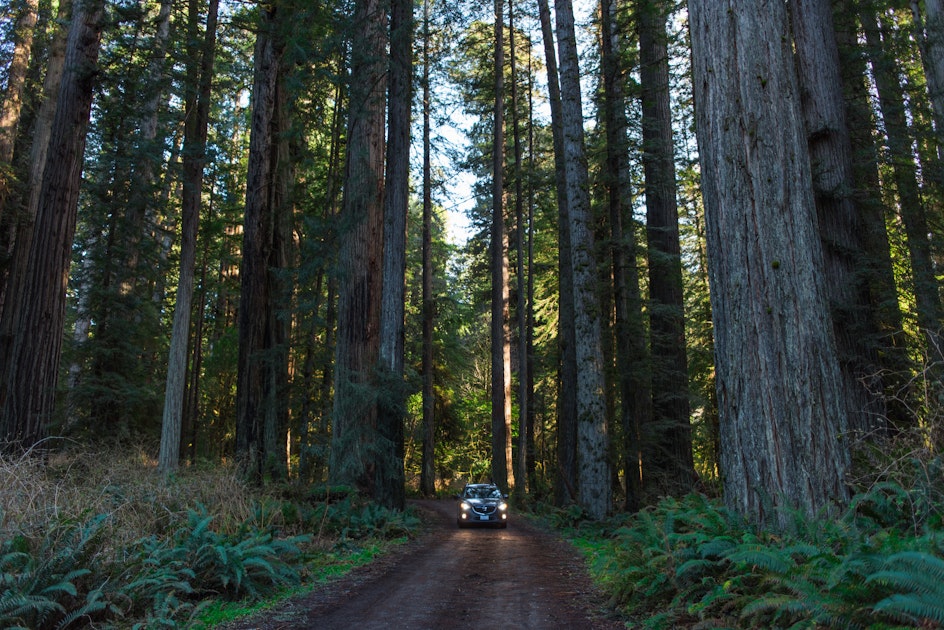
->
0, 444, 287, 552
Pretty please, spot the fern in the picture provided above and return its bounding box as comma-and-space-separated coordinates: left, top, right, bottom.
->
873, 592, 944, 626
0, 515, 111, 629
172, 506, 308, 600
867, 550, 944, 626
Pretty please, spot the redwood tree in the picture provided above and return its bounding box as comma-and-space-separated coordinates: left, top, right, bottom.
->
688, 0, 849, 526
235, 3, 293, 481
556, 0, 610, 520
0, 0, 105, 452
330, 0, 389, 496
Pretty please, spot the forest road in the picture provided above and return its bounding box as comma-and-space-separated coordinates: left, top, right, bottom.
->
222, 498, 624, 629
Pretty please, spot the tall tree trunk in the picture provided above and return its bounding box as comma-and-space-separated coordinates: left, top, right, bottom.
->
0, 0, 39, 213
556, 0, 610, 520
537, 0, 577, 507
638, 0, 693, 497
0, 0, 105, 452
376, 0, 412, 510
862, 5, 943, 360
913, 0, 944, 161
688, 0, 849, 527
236, 5, 292, 481
832, 0, 909, 429
789, 0, 888, 438
330, 0, 388, 495
491, 0, 513, 491
509, 0, 529, 496
420, 0, 437, 498
159, 0, 219, 474
0, 0, 71, 349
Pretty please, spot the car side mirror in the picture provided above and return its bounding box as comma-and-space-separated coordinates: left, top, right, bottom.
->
503, 493, 508, 499
454, 493, 461, 500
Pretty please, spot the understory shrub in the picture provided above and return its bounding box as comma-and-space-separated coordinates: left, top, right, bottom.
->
0, 447, 419, 629
578, 461, 944, 629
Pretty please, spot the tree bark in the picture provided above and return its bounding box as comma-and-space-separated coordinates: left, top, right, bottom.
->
688, 0, 849, 527
914, 0, 944, 161
0, 0, 71, 350
556, 0, 610, 520
537, 0, 577, 507
490, 0, 513, 491
236, 5, 292, 481
0, 0, 39, 203
420, 0, 437, 498
0, 0, 105, 452
159, 0, 219, 474
638, 0, 694, 497
789, 0, 888, 438
376, 0, 412, 510
330, 0, 388, 495
509, 0, 530, 497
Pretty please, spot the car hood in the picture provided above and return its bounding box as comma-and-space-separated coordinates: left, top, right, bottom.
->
463, 498, 502, 506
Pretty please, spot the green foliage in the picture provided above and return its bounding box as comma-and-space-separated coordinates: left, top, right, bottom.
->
566, 482, 944, 629
1, 448, 421, 629
155, 506, 309, 601
0, 515, 113, 629
315, 495, 421, 541
868, 551, 944, 625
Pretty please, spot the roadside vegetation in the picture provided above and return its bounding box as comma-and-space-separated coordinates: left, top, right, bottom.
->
0, 445, 420, 629
545, 434, 944, 629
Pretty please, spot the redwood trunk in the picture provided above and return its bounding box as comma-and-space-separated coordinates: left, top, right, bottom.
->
688, 0, 849, 526
0, 0, 105, 451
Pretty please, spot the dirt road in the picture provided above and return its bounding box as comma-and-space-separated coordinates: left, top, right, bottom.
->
225, 499, 623, 629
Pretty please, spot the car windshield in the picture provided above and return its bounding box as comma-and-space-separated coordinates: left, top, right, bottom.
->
464, 486, 501, 499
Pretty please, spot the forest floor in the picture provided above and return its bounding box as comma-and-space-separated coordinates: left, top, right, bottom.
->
220, 499, 625, 629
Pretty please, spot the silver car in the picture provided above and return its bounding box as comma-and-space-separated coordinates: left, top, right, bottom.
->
455, 483, 508, 528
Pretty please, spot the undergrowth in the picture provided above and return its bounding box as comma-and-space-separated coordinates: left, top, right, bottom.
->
550, 449, 944, 629
0, 446, 419, 629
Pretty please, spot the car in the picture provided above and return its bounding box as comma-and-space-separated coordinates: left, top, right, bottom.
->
455, 483, 508, 528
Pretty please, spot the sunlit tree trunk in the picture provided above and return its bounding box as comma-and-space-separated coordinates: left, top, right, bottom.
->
689, 0, 849, 527
556, 0, 610, 520
491, 0, 513, 491
509, 0, 530, 496
862, 5, 943, 360
159, 0, 219, 474
0, 0, 105, 452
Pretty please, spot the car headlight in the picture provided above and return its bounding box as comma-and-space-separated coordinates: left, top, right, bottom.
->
498, 502, 507, 511
461, 502, 472, 511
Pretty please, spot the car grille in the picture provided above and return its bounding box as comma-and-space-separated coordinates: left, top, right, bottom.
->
473, 505, 496, 515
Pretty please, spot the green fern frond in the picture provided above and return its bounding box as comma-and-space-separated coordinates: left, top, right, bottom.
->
873, 592, 944, 625
725, 544, 792, 574
867, 551, 944, 596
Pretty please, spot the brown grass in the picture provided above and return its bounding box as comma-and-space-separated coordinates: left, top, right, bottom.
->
0, 444, 289, 552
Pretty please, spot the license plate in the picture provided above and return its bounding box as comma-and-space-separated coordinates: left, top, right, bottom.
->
480, 514, 489, 520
